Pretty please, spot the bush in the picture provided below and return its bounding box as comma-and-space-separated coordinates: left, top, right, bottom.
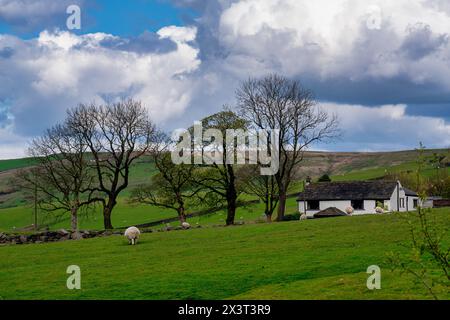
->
282, 213, 300, 221
318, 174, 331, 182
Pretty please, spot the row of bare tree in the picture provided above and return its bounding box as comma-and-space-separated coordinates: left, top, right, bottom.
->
16, 74, 339, 231
17, 100, 156, 231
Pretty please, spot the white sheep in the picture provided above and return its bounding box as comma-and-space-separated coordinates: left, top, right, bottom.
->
300, 213, 308, 221
375, 206, 385, 214
345, 206, 354, 215
124, 226, 141, 245
181, 222, 191, 229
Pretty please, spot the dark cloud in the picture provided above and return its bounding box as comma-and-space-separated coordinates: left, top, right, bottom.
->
400, 23, 448, 60
171, 0, 450, 121
171, 0, 228, 61
97, 31, 177, 54
302, 74, 450, 106
0, 46, 13, 58
0, 111, 7, 126
0, 0, 86, 34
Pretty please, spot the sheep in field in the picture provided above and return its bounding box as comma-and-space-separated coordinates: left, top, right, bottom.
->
124, 226, 141, 245
375, 206, 385, 214
345, 206, 354, 215
181, 222, 191, 229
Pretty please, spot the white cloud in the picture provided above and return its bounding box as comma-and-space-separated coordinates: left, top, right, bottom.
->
0, 126, 28, 159
2, 0, 450, 158
215, 0, 450, 82
0, 27, 200, 158
321, 103, 450, 151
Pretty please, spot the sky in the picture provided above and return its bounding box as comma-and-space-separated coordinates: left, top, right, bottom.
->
0, 0, 450, 159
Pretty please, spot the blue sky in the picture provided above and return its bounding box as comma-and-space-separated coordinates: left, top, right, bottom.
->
77, 0, 197, 36
0, 0, 197, 37
0, 0, 449, 158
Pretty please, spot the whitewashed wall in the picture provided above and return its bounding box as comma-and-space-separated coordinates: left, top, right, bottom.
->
387, 182, 419, 212
299, 199, 379, 217
298, 181, 419, 218
406, 196, 418, 211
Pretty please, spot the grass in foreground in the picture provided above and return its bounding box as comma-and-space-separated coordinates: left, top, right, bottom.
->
0, 209, 448, 300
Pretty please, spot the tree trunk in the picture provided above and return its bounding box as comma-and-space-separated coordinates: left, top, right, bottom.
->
226, 165, 237, 226
276, 190, 287, 221
103, 207, 113, 230
226, 198, 237, 225
264, 199, 273, 222
177, 206, 187, 224
70, 206, 78, 232
103, 198, 116, 229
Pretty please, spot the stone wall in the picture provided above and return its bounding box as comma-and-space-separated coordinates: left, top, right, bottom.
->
0, 224, 200, 245
0, 229, 123, 245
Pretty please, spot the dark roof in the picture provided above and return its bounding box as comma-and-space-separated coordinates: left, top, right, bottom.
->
314, 207, 347, 218
297, 181, 399, 201
403, 187, 418, 197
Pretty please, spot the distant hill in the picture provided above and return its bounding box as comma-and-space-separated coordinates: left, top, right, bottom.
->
295, 149, 450, 178
1, 148, 449, 210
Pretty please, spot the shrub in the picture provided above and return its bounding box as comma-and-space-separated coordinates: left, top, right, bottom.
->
282, 213, 300, 221
318, 174, 331, 182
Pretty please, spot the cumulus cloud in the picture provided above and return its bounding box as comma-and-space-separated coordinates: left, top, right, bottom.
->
182, 0, 450, 107
0, 27, 200, 157
320, 103, 450, 151
172, 0, 450, 150
1, 0, 450, 158
0, 0, 84, 32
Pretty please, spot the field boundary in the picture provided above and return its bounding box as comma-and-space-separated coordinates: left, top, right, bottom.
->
119, 193, 300, 229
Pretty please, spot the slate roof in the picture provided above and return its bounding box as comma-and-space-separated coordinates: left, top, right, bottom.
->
297, 181, 400, 201
314, 207, 347, 218
403, 187, 418, 197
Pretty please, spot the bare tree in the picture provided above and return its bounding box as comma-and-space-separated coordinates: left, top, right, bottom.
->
15, 124, 98, 232
67, 99, 156, 229
237, 74, 339, 221
131, 133, 202, 224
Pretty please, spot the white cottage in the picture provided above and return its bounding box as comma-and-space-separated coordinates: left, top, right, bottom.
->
297, 180, 419, 218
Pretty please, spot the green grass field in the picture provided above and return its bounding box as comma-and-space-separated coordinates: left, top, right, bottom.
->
0, 157, 448, 232
0, 196, 300, 232
0, 158, 39, 172
1, 209, 448, 300
0, 152, 449, 300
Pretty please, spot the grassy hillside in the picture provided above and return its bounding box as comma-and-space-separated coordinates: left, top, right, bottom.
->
0, 158, 39, 172
0, 149, 449, 232
0, 195, 301, 232
0, 209, 448, 300
296, 149, 450, 177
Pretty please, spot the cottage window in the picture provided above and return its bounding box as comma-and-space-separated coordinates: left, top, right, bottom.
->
307, 200, 320, 210
400, 198, 405, 208
413, 199, 418, 208
351, 200, 364, 210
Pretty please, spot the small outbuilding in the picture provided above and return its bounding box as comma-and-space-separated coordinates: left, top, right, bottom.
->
313, 207, 347, 218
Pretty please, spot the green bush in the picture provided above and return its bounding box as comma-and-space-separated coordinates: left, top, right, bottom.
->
282, 213, 300, 221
